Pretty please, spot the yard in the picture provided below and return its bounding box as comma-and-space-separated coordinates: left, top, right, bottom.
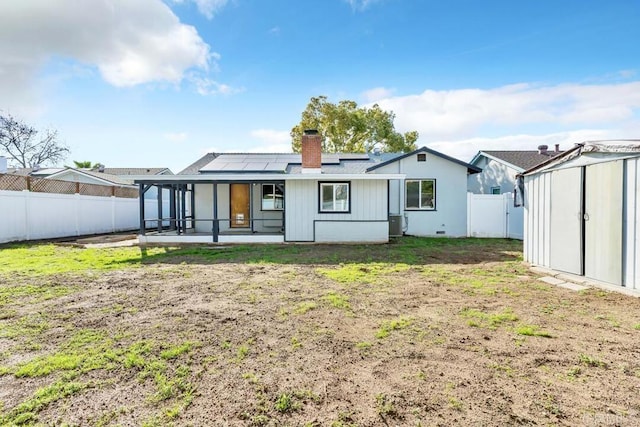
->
0, 238, 638, 426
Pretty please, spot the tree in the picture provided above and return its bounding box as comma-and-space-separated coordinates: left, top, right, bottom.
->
0, 113, 69, 168
291, 96, 418, 153
72, 161, 102, 169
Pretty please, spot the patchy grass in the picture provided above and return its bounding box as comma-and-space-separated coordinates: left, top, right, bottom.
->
317, 262, 410, 284
376, 317, 412, 339
0, 244, 169, 276
0, 237, 637, 426
460, 307, 518, 329
322, 292, 351, 311
515, 324, 552, 338
578, 354, 606, 368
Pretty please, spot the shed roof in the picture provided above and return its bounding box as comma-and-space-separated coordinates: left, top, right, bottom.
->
522, 140, 640, 176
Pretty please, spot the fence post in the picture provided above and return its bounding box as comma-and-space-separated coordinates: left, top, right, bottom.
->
24, 190, 30, 240
26, 176, 31, 192
111, 194, 116, 233
466, 192, 472, 237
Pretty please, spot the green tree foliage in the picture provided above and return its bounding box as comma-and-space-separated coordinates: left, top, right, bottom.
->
72, 161, 102, 169
291, 96, 418, 153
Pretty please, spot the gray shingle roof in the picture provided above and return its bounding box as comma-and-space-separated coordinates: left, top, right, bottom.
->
482, 150, 564, 171
179, 153, 219, 175
103, 167, 171, 176
75, 169, 135, 186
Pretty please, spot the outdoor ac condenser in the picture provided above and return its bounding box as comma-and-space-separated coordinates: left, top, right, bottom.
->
389, 215, 403, 237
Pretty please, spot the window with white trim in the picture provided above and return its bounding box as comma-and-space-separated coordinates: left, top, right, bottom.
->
405, 179, 435, 210
319, 182, 350, 212
261, 184, 283, 210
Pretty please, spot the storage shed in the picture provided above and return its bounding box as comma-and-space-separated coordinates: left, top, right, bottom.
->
521, 140, 640, 292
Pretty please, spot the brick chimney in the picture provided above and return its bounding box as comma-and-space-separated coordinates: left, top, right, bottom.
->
554, 144, 560, 152
301, 129, 322, 173
537, 144, 548, 155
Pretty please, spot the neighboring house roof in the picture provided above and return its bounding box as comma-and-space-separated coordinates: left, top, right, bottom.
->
45, 168, 135, 186
471, 150, 564, 172
366, 146, 481, 174
5, 167, 64, 176
102, 167, 172, 176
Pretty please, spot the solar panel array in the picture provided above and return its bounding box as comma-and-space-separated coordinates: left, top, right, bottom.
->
199, 153, 371, 173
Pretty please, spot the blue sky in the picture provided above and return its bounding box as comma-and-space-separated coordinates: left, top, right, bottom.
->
1, 0, 639, 172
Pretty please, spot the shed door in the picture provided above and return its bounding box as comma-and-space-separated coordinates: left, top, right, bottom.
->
230, 184, 250, 228
549, 167, 583, 275
584, 161, 623, 285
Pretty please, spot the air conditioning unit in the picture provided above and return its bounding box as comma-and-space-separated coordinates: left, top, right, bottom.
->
389, 215, 403, 237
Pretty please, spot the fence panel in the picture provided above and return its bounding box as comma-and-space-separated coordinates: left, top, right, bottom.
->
0, 173, 137, 198
467, 192, 523, 240
0, 190, 142, 243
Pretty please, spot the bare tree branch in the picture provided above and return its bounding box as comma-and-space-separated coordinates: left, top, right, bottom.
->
0, 113, 69, 168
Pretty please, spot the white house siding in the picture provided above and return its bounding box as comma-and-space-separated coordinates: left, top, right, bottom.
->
284, 179, 388, 242
467, 157, 519, 194
371, 152, 469, 237
524, 155, 640, 291
194, 183, 214, 233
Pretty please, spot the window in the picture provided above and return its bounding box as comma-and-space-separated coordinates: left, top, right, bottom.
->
405, 179, 435, 210
417, 153, 427, 162
261, 184, 283, 210
490, 186, 501, 195
319, 182, 350, 212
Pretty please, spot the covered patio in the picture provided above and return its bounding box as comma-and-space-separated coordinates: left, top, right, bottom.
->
136, 176, 286, 244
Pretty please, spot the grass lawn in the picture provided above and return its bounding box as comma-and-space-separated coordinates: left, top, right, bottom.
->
0, 237, 638, 426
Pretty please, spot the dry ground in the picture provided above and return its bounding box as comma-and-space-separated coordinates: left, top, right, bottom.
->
0, 238, 639, 426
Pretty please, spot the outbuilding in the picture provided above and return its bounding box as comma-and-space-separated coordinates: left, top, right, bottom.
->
521, 140, 640, 291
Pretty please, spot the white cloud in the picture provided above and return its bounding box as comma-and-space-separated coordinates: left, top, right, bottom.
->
0, 0, 221, 109
190, 75, 244, 96
268, 26, 281, 35
371, 81, 640, 141
361, 86, 395, 102
344, 0, 383, 11
248, 129, 292, 152
250, 129, 290, 144
193, 0, 229, 19
171, 0, 229, 19
163, 132, 189, 143
427, 129, 618, 164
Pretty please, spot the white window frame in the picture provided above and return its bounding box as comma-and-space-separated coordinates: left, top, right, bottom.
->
405, 179, 436, 210
261, 184, 284, 211
319, 182, 350, 213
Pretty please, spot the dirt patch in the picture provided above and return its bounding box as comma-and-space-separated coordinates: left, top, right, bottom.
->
1, 240, 639, 426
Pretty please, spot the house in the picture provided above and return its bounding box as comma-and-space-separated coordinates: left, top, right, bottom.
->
468, 144, 563, 194
134, 130, 480, 244
521, 140, 640, 292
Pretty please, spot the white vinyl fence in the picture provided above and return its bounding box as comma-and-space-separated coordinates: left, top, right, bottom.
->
467, 192, 523, 240
0, 190, 163, 243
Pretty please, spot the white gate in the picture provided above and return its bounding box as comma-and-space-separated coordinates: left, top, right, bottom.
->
467, 193, 523, 240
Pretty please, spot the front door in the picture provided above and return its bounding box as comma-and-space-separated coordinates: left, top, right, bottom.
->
230, 184, 250, 228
